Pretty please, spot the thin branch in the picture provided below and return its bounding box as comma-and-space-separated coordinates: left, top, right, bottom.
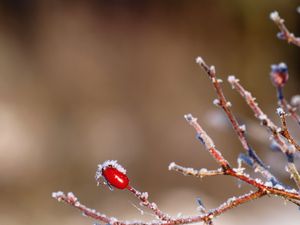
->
270, 11, 300, 47
184, 113, 230, 169
52, 190, 266, 225
277, 88, 300, 126
278, 108, 300, 151
286, 163, 300, 190
196, 57, 278, 183
168, 162, 225, 178
228, 76, 300, 188
165, 190, 266, 225
127, 186, 172, 221
228, 76, 300, 154
182, 114, 300, 202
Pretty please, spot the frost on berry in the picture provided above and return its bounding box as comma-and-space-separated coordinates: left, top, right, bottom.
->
95, 160, 129, 190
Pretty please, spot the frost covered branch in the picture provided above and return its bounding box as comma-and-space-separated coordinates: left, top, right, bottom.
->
53, 8, 300, 225
270, 11, 300, 47
196, 57, 278, 184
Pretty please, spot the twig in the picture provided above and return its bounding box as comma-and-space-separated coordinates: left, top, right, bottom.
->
228, 76, 300, 188
181, 114, 300, 201
228, 76, 300, 154
168, 163, 225, 178
278, 108, 300, 151
127, 186, 171, 221
270, 11, 300, 47
52, 190, 266, 225
196, 57, 279, 184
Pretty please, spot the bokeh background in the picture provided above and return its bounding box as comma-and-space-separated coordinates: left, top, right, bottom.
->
0, 1, 299, 225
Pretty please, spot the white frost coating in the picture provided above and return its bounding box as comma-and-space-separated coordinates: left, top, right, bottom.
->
255, 178, 263, 184
151, 202, 158, 210
67, 192, 78, 202
239, 124, 246, 132
110, 217, 118, 224
95, 160, 126, 182
168, 162, 176, 170
227, 75, 237, 83
227, 196, 237, 204
52, 191, 64, 199
141, 192, 149, 199
184, 113, 197, 123
276, 107, 284, 116
258, 114, 267, 121
74, 201, 80, 207
225, 101, 232, 107
274, 184, 284, 190
199, 168, 208, 173
213, 98, 220, 106
195, 56, 204, 65
270, 11, 279, 21
264, 181, 273, 187
184, 113, 215, 149
278, 62, 287, 69
210, 65, 216, 74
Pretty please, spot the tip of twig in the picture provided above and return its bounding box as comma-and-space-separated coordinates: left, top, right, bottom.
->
168, 162, 176, 170
270, 11, 280, 21
227, 75, 237, 83
195, 56, 204, 65
184, 113, 197, 123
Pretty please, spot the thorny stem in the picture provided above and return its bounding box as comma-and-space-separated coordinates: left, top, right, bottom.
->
270, 11, 300, 47
195, 57, 278, 183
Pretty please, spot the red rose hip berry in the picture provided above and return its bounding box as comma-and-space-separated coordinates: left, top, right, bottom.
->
95, 160, 129, 190
102, 167, 129, 189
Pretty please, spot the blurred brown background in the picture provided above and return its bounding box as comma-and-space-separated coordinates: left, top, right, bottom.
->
0, 1, 299, 225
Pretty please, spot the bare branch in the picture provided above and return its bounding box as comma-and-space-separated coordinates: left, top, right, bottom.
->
270, 11, 300, 47
196, 57, 278, 183
168, 162, 225, 178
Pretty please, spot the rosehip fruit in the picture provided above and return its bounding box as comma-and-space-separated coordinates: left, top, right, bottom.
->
95, 160, 129, 190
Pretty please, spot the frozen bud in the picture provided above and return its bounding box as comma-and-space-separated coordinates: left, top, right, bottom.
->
95, 160, 129, 190
270, 62, 289, 87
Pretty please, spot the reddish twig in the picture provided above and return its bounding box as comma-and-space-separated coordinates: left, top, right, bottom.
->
228, 76, 300, 188
228, 76, 300, 154
270, 11, 300, 47
196, 57, 278, 184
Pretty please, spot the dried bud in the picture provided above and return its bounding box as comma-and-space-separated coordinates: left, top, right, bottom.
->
270, 62, 289, 87
95, 160, 129, 190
